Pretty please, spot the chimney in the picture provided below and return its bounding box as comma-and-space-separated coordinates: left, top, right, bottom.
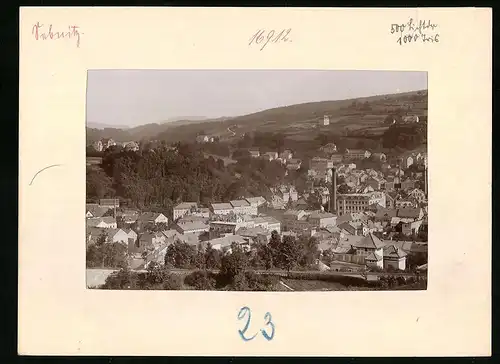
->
329, 167, 337, 214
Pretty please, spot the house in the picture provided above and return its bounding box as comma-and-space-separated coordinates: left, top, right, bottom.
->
344, 149, 371, 161
310, 157, 333, 170
245, 196, 267, 208
196, 135, 210, 143
99, 198, 120, 209
336, 192, 386, 215
211, 202, 234, 215
208, 235, 250, 253
408, 188, 427, 203
352, 233, 385, 269
371, 152, 387, 162
86, 203, 109, 218
101, 138, 116, 150
383, 244, 407, 270
322, 115, 330, 126
119, 210, 139, 225
397, 207, 424, 220
175, 220, 210, 237
402, 220, 423, 236
236, 226, 270, 245
269, 195, 286, 209
106, 228, 132, 246
173, 202, 198, 220
249, 149, 260, 158
279, 149, 293, 161
395, 199, 417, 208
86, 217, 117, 229
137, 212, 169, 225
401, 179, 416, 190
307, 211, 337, 228
330, 153, 343, 164
190, 207, 211, 218
262, 151, 278, 161
288, 158, 302, 167
337, 221, 361, 236
252, 216, 281, 233
283, 209, 307, 221
320, 143, 338, 154
124, 228, 138, 243
92, 140, 103, 152
366, 176, 385, 191
230, 199, 257, 216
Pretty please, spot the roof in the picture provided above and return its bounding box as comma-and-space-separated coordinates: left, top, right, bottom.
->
209, 235, 247, 248
375, 208, 398, 219
245, 196, 266, 205
174, 202, 198, 210
252, 216, 281, 225
284, 209, 304, 217
211, 202, 233, 210
86, 204, 109, 218
352, 233, 385, 249
138, 212, 165, 222
346, 149, 366, 154
365, 251, 383, 261
86, 217, 116, 227
397, 208, 423, 218
230, 200, 251, 207
177, 220, 209, 232
308, 211, 336, 220
236, 226, 269, 237
383, 244, 408, 258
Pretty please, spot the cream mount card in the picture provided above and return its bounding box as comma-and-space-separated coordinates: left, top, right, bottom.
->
19, 7, 491, 356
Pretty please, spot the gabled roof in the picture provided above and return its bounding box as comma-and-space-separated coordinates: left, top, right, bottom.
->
177, 220, 209, 232
383, 244, 408, 258
397, 208, 422, 218
137, 212, 165, 222
352, 233, 385, 249
365, 251, 383, 261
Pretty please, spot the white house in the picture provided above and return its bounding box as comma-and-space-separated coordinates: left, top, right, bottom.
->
137, 212, 169, 225
383, 244, 407, 270
211, 202, 234, 215
245, 196, 267, 208
86, 217, 117, 229
230, 200, 257, 216
173, 202, 198, 220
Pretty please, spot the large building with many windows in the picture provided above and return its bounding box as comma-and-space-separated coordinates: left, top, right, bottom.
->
336, 192, 386, 215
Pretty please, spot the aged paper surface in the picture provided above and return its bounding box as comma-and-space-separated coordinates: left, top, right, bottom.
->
19, 7, 491, 356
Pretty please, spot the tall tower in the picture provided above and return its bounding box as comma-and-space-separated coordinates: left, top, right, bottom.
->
329, 167, 337, 214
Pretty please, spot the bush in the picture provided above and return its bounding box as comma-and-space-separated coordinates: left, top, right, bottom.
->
184, 270, 216, 290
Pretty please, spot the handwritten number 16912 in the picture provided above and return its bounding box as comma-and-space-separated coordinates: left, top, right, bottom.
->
249, 29, 292, 51
238, 306, 275, 341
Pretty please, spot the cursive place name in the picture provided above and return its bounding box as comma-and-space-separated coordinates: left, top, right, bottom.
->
32, 22, 82, 48
249, 29, 292, 51
390, 18, 439, 46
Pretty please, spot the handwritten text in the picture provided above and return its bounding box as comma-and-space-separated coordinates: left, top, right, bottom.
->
390, 18, 439, 46
237, 306, 275, 341
32, 22, 82, 48
249, 29, 292, 51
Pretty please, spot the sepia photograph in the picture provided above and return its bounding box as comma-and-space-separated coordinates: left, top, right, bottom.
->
85, 69, 429, 291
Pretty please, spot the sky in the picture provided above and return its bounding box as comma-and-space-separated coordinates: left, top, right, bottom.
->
86, 70, 428, 127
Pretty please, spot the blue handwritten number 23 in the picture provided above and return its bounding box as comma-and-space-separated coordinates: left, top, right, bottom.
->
238, 306, 275, 341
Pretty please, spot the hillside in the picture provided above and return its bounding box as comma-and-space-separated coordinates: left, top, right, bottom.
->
86, 89, 427, 144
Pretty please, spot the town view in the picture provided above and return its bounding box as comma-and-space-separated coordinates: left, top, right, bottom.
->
86, 70, 428, 291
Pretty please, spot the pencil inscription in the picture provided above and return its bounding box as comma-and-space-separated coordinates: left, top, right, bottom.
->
390, 18, 439, 45
249, 29, 292, 51
32, 22, 82, 48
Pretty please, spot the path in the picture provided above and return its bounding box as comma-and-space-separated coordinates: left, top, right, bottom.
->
227, 126, 236, 136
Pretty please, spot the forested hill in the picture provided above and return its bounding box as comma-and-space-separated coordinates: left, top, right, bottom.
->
86, 89, 428, 143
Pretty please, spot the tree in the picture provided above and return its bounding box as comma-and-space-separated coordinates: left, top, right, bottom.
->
165, 241, 197, 268
204, 243, 222, 270
299, 236, 320, 267
275, 235, 302, 273
220, 243, 248, 282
